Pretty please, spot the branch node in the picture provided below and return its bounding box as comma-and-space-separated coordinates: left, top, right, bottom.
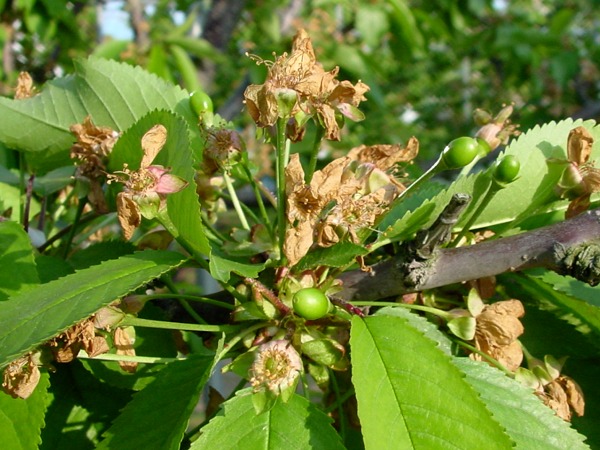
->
554, 240, 600, 286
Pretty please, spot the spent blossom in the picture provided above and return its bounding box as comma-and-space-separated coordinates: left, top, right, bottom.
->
250, 339, 303, 397
244, 29, 369, 141
108, 124, 188, 240
553, 126, 600, 218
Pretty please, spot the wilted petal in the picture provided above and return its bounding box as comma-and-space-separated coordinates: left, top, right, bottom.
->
15, 72, 35, 99
141, 124, 168, 168
116, 192, 141, 241
151, 169, 188, 194
348, 137, 419, 171
284, 221, 314, 266
567, 126, 594, 165
2, 354, 40, 399
114, 327, 137, 373
559, 376, 585, 417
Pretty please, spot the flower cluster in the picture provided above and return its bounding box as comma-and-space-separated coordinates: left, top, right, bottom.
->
244, 29, 369, 141
2, 305, 136, 399
284, 139, 418, 266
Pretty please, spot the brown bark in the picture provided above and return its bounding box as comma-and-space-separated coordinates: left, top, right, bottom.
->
335, 208, 600, 301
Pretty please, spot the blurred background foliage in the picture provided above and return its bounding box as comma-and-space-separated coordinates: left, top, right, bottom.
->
1, 0, 599, 164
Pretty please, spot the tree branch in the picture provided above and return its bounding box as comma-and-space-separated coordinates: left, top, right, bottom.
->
336, 208, 600, 301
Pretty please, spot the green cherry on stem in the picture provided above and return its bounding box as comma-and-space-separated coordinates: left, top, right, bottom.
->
492, 154, 520, 186
440, 137, 480, 170
293, 288, 332, 320
190, 90, 214, 115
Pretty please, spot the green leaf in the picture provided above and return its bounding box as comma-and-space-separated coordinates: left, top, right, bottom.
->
0, 250, 185, 368
374, 306, 453, 354
455, 358, 589, 449
350, 315, 512, 449
97, 355, 213, 450
296, 242, 369, 271
191, 390, 344, 449
41, 362, 133, 449
107, 110, 209, 256
0, 57, 200, 173
209, 247, 265, 282
67, 240, 136, 270
380, 119, 599, 242
0, 371, 50, 450
0, 221, 40, 300
536, 271, 600, 308
506, 273, 600, 339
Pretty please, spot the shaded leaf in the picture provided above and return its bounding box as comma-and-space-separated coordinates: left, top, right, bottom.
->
98, 355, 213, 450
0, 250, 185, 368
0, 221, 39, 300
209, 247, 265, 282
507, 273, 600, 339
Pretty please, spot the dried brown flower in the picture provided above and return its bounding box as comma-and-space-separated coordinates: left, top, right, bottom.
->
108, 124, 188, 240
518, 355, 585, 421
15, 72, 35, 99
244, 29, 369, 140
554, 126, 600, 218
474, 104, 520, 151
283, 140, 416, 266
70, 116, 120, 213
250, 340, 303, 395
539, 375, 585, 421
470, 299, 525, 371
2, 353, 41, 399
47, 317, 109, 363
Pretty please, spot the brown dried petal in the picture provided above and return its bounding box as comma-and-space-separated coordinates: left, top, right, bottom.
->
116, 192, 141, 241
567, 126, 594, 165
315, 103, 341, 141
2, 354, 41, 399
85, 336, 110, 358
140, 124, 167, 168
476, 300, 524, 344
566, 194, 591, 219
558, 376, 585, 417
348, 137, 419, 172
244, 82, 279, 127
295, 67, 338, 98
114, 327, 137, 373
543, 380, 572, 421
50, 319, 97, 363
15, 72, 34, 99
328, 79, 370, 107
284, 220, 314, 266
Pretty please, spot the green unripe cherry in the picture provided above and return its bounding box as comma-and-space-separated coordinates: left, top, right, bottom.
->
292, 288, 331, 320
190, 91, 213, 115
441, 137, 480, 169
493, 154, 520, 185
